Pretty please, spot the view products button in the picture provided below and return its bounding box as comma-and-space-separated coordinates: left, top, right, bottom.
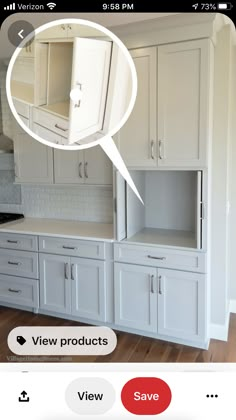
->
121, 377, 172, 415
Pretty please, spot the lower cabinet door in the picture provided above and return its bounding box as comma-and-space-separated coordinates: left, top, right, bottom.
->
71, 257, 106, 321
39, 254, 71, 314
114, 263, 158, 333
157, 268, 206, 341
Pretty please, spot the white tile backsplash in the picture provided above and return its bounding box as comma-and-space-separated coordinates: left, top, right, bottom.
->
21, 185, 113, 223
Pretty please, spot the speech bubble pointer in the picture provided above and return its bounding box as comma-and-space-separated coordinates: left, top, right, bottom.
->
100, 137, 144, 204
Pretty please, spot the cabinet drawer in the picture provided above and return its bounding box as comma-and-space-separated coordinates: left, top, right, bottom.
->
33, 108, 68, 138
39, 236, 105, 260
0, 274, 39, 308
0, 233, 38, 251
33, 123, 63, 144
114, 243, 206, 273
0, 249, 39, 279
13, 99, 30, 119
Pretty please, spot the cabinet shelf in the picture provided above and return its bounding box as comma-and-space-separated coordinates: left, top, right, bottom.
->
125, 227, 196, 249
11, 80, 34, 104
41, 100, 70, 119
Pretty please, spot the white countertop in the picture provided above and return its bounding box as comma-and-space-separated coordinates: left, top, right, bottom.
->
0, 218, 114, 242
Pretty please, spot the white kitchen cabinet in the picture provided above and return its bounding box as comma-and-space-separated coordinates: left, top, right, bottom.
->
39, 251, 107, 322
14, 131, 54, 184
114, 262, 206, 343
54, 145, 112, 185
19, 41, 35, 58
117, 47, 157, 168
114, 262, 157, 332
0, 274, 39, 309
157, 268, 206, 341
71, 257, 106, 321
117, 40, 211, 168
11, 29, 131, 146
39, 253, 71, 315
36, 24, 69, 40
33, 38, 111, 144
0, 234, 39, 311
157, 40, 211, 167
67, 24, 105, 39
35, 24, 105, 40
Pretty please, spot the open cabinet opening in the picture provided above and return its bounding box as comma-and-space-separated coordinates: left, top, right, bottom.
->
40, 42, 73, 119
119, 170, 203, 249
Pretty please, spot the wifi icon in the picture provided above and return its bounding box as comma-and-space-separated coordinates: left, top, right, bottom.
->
47, 2, 56, 9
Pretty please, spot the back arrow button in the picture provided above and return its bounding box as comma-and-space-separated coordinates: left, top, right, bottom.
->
18, 29, 24, 39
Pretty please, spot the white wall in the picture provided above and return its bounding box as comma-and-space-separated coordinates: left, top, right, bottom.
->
210, 25, 233, 333
229, 46, 236, 306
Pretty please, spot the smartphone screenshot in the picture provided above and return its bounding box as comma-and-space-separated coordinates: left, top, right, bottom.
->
0, 1, 235, 418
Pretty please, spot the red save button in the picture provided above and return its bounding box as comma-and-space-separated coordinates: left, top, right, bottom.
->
121, 377, 172, 415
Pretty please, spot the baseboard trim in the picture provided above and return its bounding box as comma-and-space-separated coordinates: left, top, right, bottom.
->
209, 309, 230, 341
229, 299, 236, 313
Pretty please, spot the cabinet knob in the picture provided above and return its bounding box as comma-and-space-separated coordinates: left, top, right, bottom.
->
70, 83, 83, 108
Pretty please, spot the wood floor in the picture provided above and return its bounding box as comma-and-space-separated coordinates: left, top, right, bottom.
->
1, 306, 236, 363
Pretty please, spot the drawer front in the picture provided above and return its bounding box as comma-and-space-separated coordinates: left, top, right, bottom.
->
0, 233, 38, 251
33, 108, 68, 138
39, 236, 105, 260
20, 115, 29, 127
114, 243, 206, 273
0, 249, 39, 279
0, 274, 39, 308
13, 99, 30, 119
33, 123, 63, 144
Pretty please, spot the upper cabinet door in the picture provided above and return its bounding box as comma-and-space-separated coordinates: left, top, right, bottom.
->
158, 40, 211, 168
54, 149, 84, 184
83, 146, 112, 185
14, 131, 53, 184
117, 47, 157, 168
68, 38, 112, 144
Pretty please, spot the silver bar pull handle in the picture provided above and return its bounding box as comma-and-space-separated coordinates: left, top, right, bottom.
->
7, 240, 18, 244
8, 288, 22, 294
158, 275, 162, 295
62, 245, 77, 250
147, 255, 166, 261
201, 201, 205, 220
150, 140, 155, 160
159, 140, 163, 160
150, 274, 155, 293
14, 163, 19, 178
79, 162, 83, 178
8, 261, 21, 266
84, 162, 88, 178
55, 124, 68, 132
71, 264, 75, 280
64, 263, 69, 280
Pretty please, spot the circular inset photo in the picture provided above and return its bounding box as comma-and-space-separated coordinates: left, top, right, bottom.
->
6, 19, 137, 150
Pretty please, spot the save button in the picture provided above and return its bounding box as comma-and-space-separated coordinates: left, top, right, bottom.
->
121, 377, 172, 415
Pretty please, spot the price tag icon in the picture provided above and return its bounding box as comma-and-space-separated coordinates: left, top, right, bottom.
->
17, 335, 26, 346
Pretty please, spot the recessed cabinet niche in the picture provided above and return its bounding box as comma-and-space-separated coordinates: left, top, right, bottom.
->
11, 37, 113, 144
117, 170, 205, 250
